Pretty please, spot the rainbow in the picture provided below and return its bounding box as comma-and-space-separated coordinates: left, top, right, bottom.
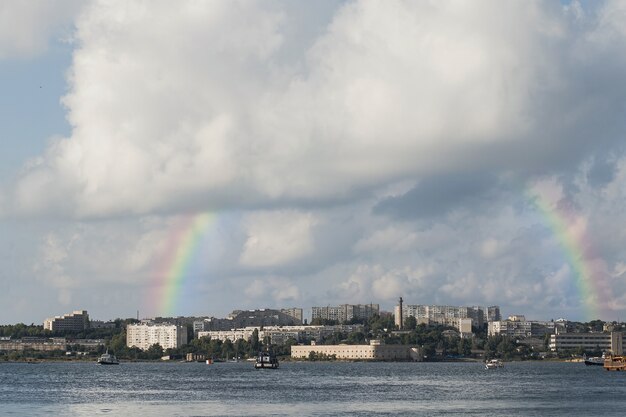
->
150, 212, 216, 317
528, 184, 612, 320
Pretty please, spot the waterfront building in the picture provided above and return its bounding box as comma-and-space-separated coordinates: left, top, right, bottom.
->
0, 337, 72, 352
44, 310, 90, 332
290, 339, 422, 361
549, 332, 626, 352
394, 303, 484, 329
126, 323, 188, 350
311, 304, 379, 323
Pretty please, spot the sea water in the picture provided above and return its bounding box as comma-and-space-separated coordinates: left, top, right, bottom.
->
0, 361, 624, 416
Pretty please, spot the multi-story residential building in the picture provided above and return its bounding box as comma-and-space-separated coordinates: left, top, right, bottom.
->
126, 323, 188, 350
484, 306, 501, 322
458, 318, 473, 338
90, 320, 116, 329
311, 304, 379, 323
194, 309, 302, 332
280, 308, 304, 324
44, 310, 90, 332
311, 306, 342, 322
198, 324, 365, 344
198, 328, 254, 343
549, 332, 625, 354
488, 315, 561, 338
394, 304, 484, 329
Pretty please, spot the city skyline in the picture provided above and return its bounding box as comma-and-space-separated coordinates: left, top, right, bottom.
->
3, 1, 626, 324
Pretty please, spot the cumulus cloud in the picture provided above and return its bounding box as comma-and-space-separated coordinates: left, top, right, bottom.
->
6, 0, 626, 218
4, 1, 626, 322
239, 210, 316, 268
0, 0, 82, 59
244, 277, 301, 303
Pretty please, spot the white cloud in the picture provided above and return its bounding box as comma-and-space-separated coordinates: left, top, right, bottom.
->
0, 0, 82, 59
244, 277, 301, 303
354, 227, 417, 254
240, 210, 316, 268
479, 238, 502, 259
8, 0, 626, 218
4, 1, 626, 323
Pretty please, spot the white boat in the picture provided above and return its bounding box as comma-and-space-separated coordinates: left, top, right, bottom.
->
583, 353, 605, 366
485, 359, 503, 369
254, 351, 279, 369
97, 350, 119, 365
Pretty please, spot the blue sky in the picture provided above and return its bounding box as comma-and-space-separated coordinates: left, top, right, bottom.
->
0, 40, 71, 179
1, 0, 626, 325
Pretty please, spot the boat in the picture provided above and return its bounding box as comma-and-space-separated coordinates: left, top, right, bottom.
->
97, 350, 119, 365
485, 359, 503, 369
254, 351, 279, 369
603, 354, 626, 371
583, 353, 605, 366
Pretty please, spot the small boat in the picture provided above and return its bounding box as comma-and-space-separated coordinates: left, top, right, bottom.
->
485, 359, 503, 369
583, 353, 605, 366
97, 350, 119, 365
254, 351, 279, 369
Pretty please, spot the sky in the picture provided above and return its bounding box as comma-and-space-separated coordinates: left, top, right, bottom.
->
1, 0, 626, 325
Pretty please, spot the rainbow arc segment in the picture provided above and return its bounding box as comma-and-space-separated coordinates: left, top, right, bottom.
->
528, 186, 612, 320
150, 212, 216, 317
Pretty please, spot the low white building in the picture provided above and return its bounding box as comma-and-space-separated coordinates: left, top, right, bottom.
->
126, 323, 187, 350
291, 340, 422, 361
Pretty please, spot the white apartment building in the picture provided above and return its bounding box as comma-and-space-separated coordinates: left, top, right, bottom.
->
311, 304, 379, 323
44, 310, 90, 332
394, 304, 484, 328
488, 316, 559, 338
484, 306, 501, 322
126, 323, 188, 350
458, 318, 473, 338
281, 308, 304, 324
198, 324, 365, 344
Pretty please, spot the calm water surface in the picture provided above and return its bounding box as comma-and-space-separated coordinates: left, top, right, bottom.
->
0, 361, 624, 416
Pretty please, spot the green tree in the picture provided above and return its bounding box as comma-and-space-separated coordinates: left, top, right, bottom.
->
251, 329, 260, 352
221, 339, 235, 360
403, 316, 417, 331
146, 343, 164, 359
458, 338, 472, 356
108, 331, 127, 355
347, 331, 366, 345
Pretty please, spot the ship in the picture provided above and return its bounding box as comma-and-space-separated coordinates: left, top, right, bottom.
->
97, 350, 119, 365
603, 354, 626, 371
254, 351, 279, 369
583, 353, 605, 366
485, 359, 504, 369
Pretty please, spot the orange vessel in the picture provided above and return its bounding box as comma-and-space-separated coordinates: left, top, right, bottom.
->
603, 354, 626, 371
